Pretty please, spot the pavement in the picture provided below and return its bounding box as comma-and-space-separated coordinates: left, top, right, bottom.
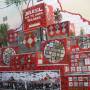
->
0, 89, 15, 90
0, 88, 60, 90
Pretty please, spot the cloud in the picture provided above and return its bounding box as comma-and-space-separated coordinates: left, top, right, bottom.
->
0, 0, 90, 35
45, 0, 90, 35
60, 11, 90, 35
60, 0, 90, 20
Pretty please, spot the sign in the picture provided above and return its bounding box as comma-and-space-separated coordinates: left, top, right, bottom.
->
23, 32, 37, 48
47, 21, 75, 37
78, 34, 90, 50
68, 76, 90, 89
23, 3, 54, 32
41, 39, 68, 64
44, 40, 65, 63
3, 48, 16, 65
0, 47, 19, 66
0, 71, 60, 90
85, 58, 90, 65
7, 29, 18, 43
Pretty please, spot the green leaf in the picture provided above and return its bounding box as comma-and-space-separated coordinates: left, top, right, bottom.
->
5, 0, 27, 6
0, 23, 9, 46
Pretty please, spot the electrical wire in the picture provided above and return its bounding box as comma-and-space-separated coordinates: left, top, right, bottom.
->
0, 0, 31, 30
27, 0, 32, 8
57, 0, 63, 11
17, 0, 62, 31
0, 0, 13, 9
0, 4, 13, 9
16, 0, 32, 30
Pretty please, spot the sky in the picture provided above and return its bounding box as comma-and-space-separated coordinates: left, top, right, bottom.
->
0, 0, 90, 35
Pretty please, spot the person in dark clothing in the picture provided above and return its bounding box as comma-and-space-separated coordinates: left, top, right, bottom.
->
8, 76, 16, 89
